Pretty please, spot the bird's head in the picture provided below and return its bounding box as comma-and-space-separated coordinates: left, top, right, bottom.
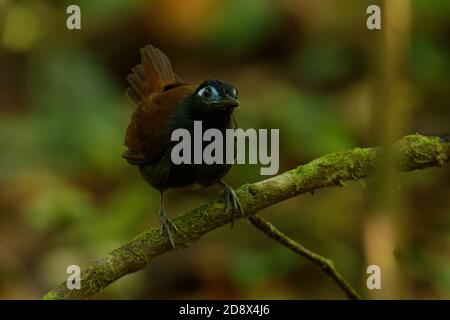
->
192, 80, 240, 115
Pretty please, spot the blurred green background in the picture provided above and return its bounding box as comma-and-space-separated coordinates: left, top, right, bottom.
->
0, 0, 449, 299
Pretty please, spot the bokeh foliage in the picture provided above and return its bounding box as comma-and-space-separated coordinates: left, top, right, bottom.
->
0, 0, 449, 299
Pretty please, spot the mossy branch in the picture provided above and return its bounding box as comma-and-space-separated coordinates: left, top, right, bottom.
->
43, 134, 449, 300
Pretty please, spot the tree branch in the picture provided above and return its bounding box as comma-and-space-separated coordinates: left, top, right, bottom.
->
43, 134, 449, 299
248, 214, 361, 300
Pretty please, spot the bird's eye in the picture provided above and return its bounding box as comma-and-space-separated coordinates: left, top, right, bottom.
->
198, 86, 218, 98
230, 88, 237, 98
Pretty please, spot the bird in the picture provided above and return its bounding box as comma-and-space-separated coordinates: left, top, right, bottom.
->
123, 45, 243, 247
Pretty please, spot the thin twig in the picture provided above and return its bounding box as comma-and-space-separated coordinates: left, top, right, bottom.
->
248, 214, 361, 300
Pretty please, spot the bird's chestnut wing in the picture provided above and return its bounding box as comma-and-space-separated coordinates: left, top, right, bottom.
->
124, 85, 194, 164
124, 45, 194, 164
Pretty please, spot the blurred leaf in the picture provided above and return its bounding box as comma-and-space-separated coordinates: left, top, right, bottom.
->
24, 177, 94, 232
28, 46, 128, 175
63, 0, 141, 24
206, 0, 281, 57
1, 3, 43, 52
256, 85, 355, 157
409, 37, 450, 90
411, 0, 450, 19
230, 246, 300, 287
291, 41, 359, 88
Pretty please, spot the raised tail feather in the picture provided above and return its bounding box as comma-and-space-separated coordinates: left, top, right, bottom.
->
125, 45, 184, 105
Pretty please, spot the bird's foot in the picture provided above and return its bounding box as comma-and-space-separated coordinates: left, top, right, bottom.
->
159, 210, 178, 248
223, 184, 244, 228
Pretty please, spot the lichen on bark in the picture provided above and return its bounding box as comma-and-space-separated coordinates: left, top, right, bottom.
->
43, 134, 450, 299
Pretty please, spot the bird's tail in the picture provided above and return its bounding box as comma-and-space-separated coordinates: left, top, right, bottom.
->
125, 45, 184, 105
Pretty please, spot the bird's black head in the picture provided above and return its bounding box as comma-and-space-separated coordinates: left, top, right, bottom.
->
191, 80, 240, 114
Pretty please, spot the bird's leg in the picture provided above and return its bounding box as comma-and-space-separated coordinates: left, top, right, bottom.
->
218, 180, 244, 228
158, 190, 177, 248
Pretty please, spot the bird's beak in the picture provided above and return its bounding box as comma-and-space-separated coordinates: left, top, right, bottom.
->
219, 96, 240, 109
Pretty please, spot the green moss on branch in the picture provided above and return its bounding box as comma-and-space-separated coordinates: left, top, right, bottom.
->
43, 134, 450, 299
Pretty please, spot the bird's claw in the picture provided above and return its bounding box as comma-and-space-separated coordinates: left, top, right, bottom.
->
159, 211, 178, 248
223, 185, 244, 228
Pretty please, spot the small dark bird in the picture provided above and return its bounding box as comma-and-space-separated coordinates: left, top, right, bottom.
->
123, 45, 243, 247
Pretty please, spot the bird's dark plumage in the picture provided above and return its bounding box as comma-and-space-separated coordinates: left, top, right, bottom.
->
123, 45, 243, 247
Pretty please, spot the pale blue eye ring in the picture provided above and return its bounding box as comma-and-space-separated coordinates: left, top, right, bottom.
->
198, 85, 219, 98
